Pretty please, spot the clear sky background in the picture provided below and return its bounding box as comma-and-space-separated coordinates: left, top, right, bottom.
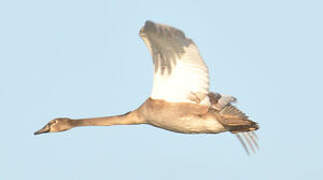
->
1, 0, 322, 179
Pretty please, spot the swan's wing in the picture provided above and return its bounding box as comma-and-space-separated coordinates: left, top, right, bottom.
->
139, 20, 210, 106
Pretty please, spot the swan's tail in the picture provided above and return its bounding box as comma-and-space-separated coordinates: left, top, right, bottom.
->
218, 105, 259, 155
219, 105, 258, 132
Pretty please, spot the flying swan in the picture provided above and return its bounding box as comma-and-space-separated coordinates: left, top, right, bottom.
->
35, 20, 259, 154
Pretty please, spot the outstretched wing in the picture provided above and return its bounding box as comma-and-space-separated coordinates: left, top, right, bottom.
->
139, 20, 210, 105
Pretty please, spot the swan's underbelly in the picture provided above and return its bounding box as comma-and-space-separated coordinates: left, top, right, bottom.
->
147, 113, 226, 134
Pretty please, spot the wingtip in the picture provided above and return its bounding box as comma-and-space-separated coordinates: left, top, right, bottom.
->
140, 20, 159, 37
143, 20, 157, 32
145, 20, 154, 25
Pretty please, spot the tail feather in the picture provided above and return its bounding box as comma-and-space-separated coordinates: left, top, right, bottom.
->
220, 105, 248, 120
219, 104, 259, 133
207, 92, 260, 155
217, 104, 259, 155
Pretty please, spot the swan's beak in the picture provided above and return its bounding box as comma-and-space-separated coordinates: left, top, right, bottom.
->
34, 124, 50, 135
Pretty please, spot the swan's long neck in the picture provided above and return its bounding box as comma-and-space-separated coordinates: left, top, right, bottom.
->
71, 110, 145, 127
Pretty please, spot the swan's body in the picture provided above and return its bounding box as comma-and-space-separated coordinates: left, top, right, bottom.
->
35, 20, 259, 154
139, 98, 225, 134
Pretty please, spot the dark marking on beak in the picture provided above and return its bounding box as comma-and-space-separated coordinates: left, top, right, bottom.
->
34, 125, 50, 135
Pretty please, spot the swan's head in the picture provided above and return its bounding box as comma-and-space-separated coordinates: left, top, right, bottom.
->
34, 118, 73, 135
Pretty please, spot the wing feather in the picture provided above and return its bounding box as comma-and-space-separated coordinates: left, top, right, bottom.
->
140, 20, 210, 105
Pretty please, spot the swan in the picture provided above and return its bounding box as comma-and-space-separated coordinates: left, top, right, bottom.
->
34, 20, 259, 154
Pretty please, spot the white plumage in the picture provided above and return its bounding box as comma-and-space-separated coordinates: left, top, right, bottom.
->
140, 21, 210, 106
151, 44, 210, 105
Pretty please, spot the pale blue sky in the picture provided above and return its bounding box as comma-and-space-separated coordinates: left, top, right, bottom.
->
1, 0, 322, 179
